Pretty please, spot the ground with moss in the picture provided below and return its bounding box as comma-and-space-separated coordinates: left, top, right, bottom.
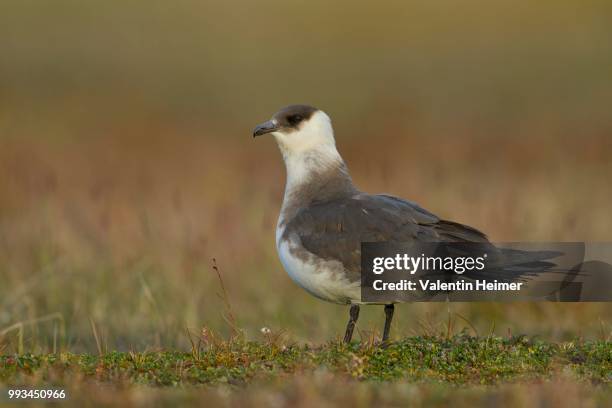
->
1, 336, 609, 395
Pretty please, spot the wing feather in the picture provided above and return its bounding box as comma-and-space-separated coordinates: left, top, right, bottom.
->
282, 193, 490, 281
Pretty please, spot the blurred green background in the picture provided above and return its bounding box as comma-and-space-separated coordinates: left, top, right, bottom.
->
1, 0, 611, 353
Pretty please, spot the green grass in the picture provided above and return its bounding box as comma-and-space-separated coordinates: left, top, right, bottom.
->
2, 335, 609, 387
2, 335, 610, 406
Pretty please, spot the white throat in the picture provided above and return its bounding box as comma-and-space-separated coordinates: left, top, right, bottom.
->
282, 145, 344, 191
272, 111, 345, 196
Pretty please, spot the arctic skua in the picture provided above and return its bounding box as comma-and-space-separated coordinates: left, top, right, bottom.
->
253, 104, 553, 344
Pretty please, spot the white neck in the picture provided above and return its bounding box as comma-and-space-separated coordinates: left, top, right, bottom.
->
272, 110, 356, 222
281, 144, 345, 193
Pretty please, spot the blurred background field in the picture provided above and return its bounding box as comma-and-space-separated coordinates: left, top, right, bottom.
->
0, 0, 611, 354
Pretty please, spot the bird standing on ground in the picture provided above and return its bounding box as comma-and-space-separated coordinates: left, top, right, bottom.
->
253, 104, 491, 344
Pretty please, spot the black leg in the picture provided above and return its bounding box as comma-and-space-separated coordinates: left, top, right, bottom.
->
382, 304, 395, 345
343, 304, 360, 343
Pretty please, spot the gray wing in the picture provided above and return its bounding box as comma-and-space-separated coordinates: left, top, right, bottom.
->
282, 193, 490, 282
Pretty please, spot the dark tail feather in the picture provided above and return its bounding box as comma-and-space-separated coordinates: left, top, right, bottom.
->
464, 248, 565, 282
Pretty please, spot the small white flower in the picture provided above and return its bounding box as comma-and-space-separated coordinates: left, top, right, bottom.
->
260, 327, 271, 335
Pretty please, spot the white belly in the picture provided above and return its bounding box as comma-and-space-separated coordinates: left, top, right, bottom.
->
276, 225, 361, 304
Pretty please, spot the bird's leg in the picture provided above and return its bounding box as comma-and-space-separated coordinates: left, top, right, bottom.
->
343, 304, 360, 343
382, 304, 395, 345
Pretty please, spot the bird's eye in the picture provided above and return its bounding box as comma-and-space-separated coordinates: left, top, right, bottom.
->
287, 114, 303, 126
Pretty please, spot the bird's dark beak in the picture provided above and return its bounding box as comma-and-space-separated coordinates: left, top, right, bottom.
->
253, 120, 279, 138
